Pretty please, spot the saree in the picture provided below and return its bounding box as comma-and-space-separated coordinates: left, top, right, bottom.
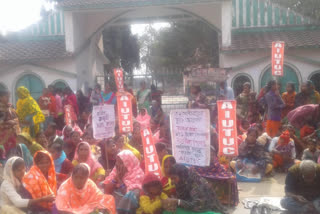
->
281, 91, 296, 118
16, 87, 45, 137
22, 151, 56, 210
136, 108, 151, 129
7, 144, 33, 171
102, 91, 116, 105
56, 177, 116, 214
161, 155, 176, 197
0, 103, 20, 156
137, 89, 151, 113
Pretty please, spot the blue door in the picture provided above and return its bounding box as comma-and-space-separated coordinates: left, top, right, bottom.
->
15, 74, 44, 102
261, 65, 300, 93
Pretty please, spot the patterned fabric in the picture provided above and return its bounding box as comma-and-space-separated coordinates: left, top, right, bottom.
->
17, 132, 44, 156
281, 91, 296, 118
104, 150, 144, 192
161, 155, 176, 197
7, 144, 33, 171
287, 104, 320, 129
173, 165, 226, 213
56, 177, 116, 214
117, 189, 140, 214
192, 157, 239, 206
0, 103, 20, 156
137, 89, 151, 113
22, 150, 57, 210
16, 86, 45, 136
3, 157, 23, 189
136, 108, 151, 129
72, 142, 105, 181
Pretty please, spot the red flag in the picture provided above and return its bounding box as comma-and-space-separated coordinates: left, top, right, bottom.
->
117, 92, 133, 133
141, 128, 162, 178
114, 68, 125, 92
272, 41, 285, 76
217, 100, 238, 157
64, 105, 77, 126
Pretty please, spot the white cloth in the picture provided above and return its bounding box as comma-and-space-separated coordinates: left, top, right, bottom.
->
0, 157, 29, 208
268, 137, 296, 159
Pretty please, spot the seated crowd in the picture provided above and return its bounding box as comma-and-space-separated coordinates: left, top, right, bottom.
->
0, 79, 320, 214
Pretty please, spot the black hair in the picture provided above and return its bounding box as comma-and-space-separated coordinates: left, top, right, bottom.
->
191, 85, 201, 93
247, 127, 258, 137
266, 80, 277, 92
12, 158, 25, 171
143, 180, 162, 191
164, 156, 176, 165
48, 122, 57, 130
35, 131, 46, 139
49, 142, 63, 152
286, 82, 295, 91
70, 131, 80, 137
34, 152, 50, 165
168, 164, 188, 178
53, 138, 65, 146
155, 142, 167, 154
307, 138, 317, 145
241, 119, 249, 126
253, 123, 264, 132
72, 163, 90, 177
243, 82, 251, 89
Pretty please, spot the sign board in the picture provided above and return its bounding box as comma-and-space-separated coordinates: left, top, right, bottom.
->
217, 100, 238, 157
114, 68, 125, 92
117, 92, 133, 133
64, 105, 77, 126
170, 109, 211, 167
272, 41, 285, 76
92, 105, 115, 139
184, 68, 228, 83
141, 128, 162, 178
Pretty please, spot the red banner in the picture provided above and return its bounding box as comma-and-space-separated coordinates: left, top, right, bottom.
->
64, 105, 77, 126
217, 100, 238, 157
141, 128, 162, 178
117, 92, 133, 133
114, 68, 124, 92
272, 41, 285, 76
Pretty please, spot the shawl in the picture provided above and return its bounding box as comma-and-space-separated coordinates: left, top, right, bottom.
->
104, 150, 144, 192
73, 142, 103, 177
54, 151, 67, 173
22, 150, 57, 209
19, 144, 33, 171
287, 104, 320, 129
56, 176, 116, 214
3, 157, 23, 189
16, 86, 45, 134
102, 91, 116, 105
278, 130, 291, 146
136, 108, 151, 129
65, 93, 79, 116
161, 155, 175, 194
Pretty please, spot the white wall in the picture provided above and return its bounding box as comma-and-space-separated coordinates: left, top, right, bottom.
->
221, 49, 320, 92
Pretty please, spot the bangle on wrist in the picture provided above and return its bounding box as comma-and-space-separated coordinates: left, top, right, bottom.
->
111, 179, 117, 184
178, 199, 181, 206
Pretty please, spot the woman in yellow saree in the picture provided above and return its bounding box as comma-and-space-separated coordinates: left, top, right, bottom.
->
16, 86, 45, 137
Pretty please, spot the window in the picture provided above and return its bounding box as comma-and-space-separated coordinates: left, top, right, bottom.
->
310, 72, 320, 92
53, 81, 68, 90
232, 75, 252, 97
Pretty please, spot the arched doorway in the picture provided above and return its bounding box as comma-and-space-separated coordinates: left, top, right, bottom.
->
309, 72, 320, 92
15, 74, 44, 101
232, 74, 253, 97
53, 81, 68, 90
260, 65, 300, 93
0, 83, 7, 91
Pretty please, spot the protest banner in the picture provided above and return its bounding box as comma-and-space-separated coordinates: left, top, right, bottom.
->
217, 100, 238, 157
114, 68, 124, 92
141, 128, 162, 178
64, 105, 77, 126
92, 105, 115, 139
272, 41, 285, 76
117, 92, 133, 133
170, 109, 211, 167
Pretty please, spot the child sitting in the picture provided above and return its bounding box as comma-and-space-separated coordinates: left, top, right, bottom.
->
302, 138, 320, 162
137, 173, 168, 214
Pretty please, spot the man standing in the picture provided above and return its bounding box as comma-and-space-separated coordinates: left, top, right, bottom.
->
281, 160, 320, 213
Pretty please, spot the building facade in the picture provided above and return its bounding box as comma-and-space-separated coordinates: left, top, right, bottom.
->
0, 0, 319, 103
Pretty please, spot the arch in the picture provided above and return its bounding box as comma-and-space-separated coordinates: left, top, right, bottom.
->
51, 79, 69, 90
14, 72, 45, 102
259, 63, 301, 93
308, 70, 320, 92
231, 73, 254, 97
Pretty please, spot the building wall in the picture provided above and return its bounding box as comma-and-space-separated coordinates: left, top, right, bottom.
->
221, 49, 320, 93
0, 63, 77, 103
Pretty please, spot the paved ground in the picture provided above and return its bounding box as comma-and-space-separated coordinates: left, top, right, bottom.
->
229, 173, 286, 214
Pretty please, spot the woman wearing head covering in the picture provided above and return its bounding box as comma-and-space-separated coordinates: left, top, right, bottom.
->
17, 132, 44, 156
0, 89, 20, 159
22, 151, 57, 212
236, 82, 251, 121
104, 150, 144, 214
7, 143, 33, 171
72, 142, 105, 183
161, 155, 177, 197
137, 81, 151, 113
56, 163, 116, 214
163, 164, 227, 214
0, 157, 55, 213
16, 86, 45, 137
115, 135, 141, 161
281, 82, 296, 119
136, 108, 151, 129
269, 130, 296, 171
188, 85, 208, 109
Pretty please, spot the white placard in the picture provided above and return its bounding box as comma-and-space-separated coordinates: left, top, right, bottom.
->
170, 109, 211, 167
92, 105, 115, 139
